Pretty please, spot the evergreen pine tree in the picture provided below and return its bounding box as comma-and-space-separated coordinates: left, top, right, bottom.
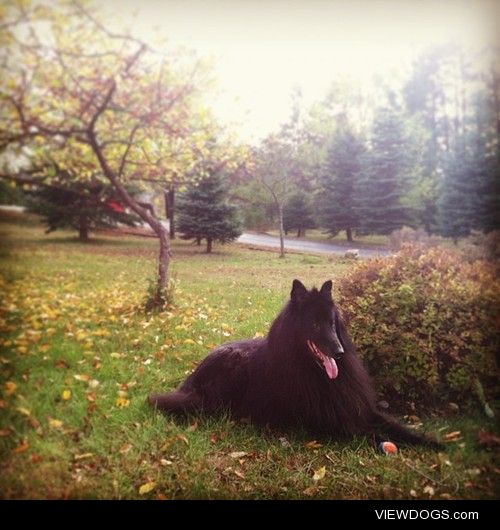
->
437, 151, 477, 240
477, 145, 500, 233
403, 45, 463, 234
438, 87, 500, 239
283, 191, 316, 237
472, 90, 500, 233
177, 171, 242, 253
318, 117, 365, 242
26, 182, 139, 241
357, 102, 413, 235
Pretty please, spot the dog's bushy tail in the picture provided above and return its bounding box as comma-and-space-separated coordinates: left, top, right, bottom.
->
372, 411, 443, 449
148, 391, 201, 417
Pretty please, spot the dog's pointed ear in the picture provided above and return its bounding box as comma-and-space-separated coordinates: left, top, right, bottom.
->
320, 280, 333, 300
291, 279, 308, 302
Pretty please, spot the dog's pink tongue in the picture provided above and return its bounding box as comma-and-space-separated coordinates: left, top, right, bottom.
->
324, 356, 338, 379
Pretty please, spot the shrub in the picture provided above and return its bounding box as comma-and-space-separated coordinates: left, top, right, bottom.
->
388, 226, 441, 251
337, 245, 500, 413
460, 230, 500, 262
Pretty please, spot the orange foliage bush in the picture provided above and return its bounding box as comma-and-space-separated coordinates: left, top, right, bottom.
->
337, 245, 500, 412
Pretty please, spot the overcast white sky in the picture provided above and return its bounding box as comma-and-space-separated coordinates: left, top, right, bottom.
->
104, 0, 499, 143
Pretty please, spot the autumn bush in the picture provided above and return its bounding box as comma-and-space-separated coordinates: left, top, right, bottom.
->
388, 226, 441, 251
460, 230, 500, 262
337, 245, 500, 413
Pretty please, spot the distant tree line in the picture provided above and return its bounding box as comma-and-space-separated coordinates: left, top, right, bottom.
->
235, 44, 499, 242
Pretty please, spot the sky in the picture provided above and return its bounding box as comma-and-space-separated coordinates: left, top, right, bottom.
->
104, 0, 499, 143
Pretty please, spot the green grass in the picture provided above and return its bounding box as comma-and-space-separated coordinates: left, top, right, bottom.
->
264, 228, 389, 248
0, 216, 498, 499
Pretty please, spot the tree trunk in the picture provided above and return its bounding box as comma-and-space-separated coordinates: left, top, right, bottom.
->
89, 131, 171, 308
164, 189, 169, 230
206, 237, 213, 253
430, 92, 438, 165
196, 237, 201, 246
423, 219, 431, 235
144, 220, 171, 309
156, 223, 170, 299
164, 187, 176, 239
491, 62, 500, 137
346, 227, 353, 242
278, 203, 285, 258
297, 228, 301, 237
79, 213, 89, 242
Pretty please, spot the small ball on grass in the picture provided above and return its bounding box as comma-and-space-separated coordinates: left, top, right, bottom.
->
379, 441, 398, 455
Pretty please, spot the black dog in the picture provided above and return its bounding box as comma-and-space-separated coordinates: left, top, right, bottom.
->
149, 280, 440, 448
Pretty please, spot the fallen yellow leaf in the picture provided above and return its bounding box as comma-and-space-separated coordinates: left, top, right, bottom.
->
74, 453, 94, 460
138, 482, 156, 495
116, 397, 130, 408
14, 440, 29, 453
119, 443, 133, 454
229, 451, 248, 459
313, 466, 326, 482
48, 418, 63, 429
176, 434, 189, 446
62, 389, 71, 401
5, 381, 17, 395
74, 374, 90, 382
443, 431, 462, 441
423, 485, 435, 497
305, 440, 323, 449
303, 486, 318, 496
233, 469, 245, 479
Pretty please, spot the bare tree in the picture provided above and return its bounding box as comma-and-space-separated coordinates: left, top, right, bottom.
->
254, 136, 294, 258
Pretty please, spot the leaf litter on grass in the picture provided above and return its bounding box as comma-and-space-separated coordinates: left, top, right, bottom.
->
0, 229, 498, 499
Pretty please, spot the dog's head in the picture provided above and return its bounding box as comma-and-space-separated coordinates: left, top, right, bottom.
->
290, 279, 347, 380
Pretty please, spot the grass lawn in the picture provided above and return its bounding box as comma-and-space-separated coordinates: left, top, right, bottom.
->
0, 214, 498, 499
264, 228, 390, 248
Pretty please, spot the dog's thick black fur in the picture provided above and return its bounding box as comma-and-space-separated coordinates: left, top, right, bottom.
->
149, 280, 440, 448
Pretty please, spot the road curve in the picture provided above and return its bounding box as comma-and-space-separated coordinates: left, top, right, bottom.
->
0, 206, 390, 258
237, 232, 392, 258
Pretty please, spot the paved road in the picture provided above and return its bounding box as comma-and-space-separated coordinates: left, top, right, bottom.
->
237, 232, 392, 258
0, 206, 391, 258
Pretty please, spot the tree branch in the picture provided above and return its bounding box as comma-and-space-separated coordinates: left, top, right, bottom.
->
87, 129, 160, 230
72, 0, 148, 50
117, 122, 142, 177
